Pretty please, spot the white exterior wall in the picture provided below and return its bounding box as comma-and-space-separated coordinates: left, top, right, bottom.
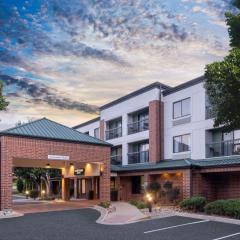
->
76, 120, 100, 137
163, 82, 214, 160
101, 88, 160, 165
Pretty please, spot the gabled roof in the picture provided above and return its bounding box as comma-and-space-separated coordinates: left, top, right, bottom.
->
0, 118, 111, 147
100, 82, 171, 110
72, 117, 100, 129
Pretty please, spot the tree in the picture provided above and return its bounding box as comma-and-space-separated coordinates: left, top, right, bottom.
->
226, 0, 240, 48
0, 81, 9, 111
204, 1, 240, 131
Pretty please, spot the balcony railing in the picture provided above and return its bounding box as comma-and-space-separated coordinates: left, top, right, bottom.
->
128, 150, 149, 164
205, 106, 215, 120
105, 127, 122, 140
206, 138, 240, 158
111, 155, 122, 165
128, 118, 149, 135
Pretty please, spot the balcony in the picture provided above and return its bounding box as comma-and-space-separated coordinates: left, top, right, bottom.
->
205, 106, 215, 120
105, 127, 122, 140
111, 155, 122, 165
128, 118, 149, 135
128, 150, 149, 164
206, 138, 240, 158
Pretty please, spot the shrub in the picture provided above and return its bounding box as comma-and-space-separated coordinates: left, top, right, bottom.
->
204, 199, 240, 219
98, 201, 111, 209
180, 196, 206, 212
29, 190, 39, 200
129, 199, 148, 209
16, 179, 24, 193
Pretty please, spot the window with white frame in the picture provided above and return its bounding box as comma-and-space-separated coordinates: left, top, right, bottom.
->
94, 128, 100, 139
173, 134, 191, 153
173, 98, 190, 119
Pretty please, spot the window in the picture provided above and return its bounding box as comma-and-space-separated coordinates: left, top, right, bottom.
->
173, 98, 190, 119
94, 128, 99, 139
173, 134, 190, 153
131, 176, 143, 194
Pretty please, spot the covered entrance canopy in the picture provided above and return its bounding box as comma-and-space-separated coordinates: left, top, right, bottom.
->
0, 118, 111, 211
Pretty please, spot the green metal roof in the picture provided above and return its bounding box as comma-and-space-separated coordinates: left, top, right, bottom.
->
111, 156, 240, 172
193, 155, 240, 168
111, 159, 191, 172
0, 118, 111, 147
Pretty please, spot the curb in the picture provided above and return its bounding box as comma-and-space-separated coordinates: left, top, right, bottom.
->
175, 212, 240, 225
0, 211, 24, 219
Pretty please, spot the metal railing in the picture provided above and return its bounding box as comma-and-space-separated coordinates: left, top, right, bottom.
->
128, 118, 149, 134
128, 150, 149, 164
205, 106, 215, 120
206, 138, 240, 158
105, 127, 122, 140
111, 155, 122, 165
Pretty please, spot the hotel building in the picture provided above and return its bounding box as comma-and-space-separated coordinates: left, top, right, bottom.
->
74, 76, 240, 202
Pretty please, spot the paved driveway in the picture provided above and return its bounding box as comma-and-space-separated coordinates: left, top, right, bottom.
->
13, 200, 99, 214
0, 209, 240, 240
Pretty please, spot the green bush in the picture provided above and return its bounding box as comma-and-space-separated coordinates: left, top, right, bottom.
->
204, 199, 240, 219
29, 190, 39, 200
129, 199, 148, 209
98, 201, 111, 208
16, 179, 24, 193
180, 196, 206, 212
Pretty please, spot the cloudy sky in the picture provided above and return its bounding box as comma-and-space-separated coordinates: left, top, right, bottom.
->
0, 0, 236, 130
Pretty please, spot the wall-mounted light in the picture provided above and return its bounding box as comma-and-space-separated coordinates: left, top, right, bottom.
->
100, 164, 104, 176
46, 163, 50, 168
70, 163, 74, 166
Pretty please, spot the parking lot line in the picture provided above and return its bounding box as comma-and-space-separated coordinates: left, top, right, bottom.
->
144, 219, 209, 234
212, 232, 240, 240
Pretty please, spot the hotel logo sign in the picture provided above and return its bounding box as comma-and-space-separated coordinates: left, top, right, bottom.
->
74, 168, 85, 176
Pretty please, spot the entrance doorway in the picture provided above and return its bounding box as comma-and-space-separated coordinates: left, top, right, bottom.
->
69, 177, 100, 200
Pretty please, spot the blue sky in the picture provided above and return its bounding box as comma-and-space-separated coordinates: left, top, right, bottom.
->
0, 0, 236, 129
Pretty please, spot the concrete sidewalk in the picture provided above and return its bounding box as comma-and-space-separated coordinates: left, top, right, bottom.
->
97, 202, 147, 225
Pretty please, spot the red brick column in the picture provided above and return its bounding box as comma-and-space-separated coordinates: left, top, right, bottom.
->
100, 120, 105, 141
182, 169, 192, 199
149, 100, 164, 163
100, 148, 111, 201
0, 137, 13, 210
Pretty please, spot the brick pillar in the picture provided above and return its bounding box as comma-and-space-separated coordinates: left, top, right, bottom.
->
62, 178, 70, 201
182, 169, 192, 199
149, 100, 164, 163
99, 151, 111, 201
99, 120, 105, 140
0, 137, 13, 210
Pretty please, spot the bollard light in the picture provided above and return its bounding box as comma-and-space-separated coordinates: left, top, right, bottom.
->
25, 190, 29, 199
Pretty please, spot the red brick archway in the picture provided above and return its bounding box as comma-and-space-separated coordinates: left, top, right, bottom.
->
0, 135, 111, 211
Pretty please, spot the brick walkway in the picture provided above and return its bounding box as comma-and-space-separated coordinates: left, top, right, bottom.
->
13, 200, 99, 214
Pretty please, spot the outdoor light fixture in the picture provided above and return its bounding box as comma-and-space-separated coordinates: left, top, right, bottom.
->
100, 164, 104, 176
46, 163, 50, 168
146, 193, 153, 213
41, 190, 46, 196
25, 190, 29, 199
70, 162, 74, 166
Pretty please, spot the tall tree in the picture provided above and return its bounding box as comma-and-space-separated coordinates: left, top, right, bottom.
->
204, 0, 240, 131
0, 81, 9, 111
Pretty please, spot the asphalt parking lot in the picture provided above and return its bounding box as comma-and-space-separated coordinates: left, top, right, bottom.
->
0, 209, 240, 240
